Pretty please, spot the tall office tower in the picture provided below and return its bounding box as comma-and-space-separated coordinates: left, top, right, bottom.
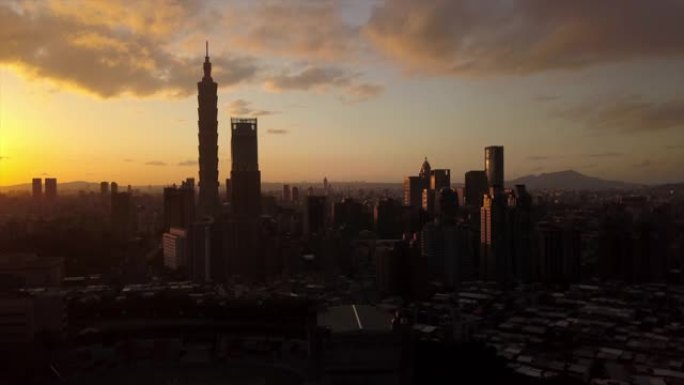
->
110, 182, 118, 195
100, 181, 109, 195
480, 189, 509, 282
464, 170, 488, 208
292, 186, 300, 203
430, 169, 451, 191
44, 178, 57, 200
197, 42, 220, 218
419, 157, 431, 190
282, 184, 291, 202
323, 177, 329, 193
230, 117, 261, 217
32, 178, 42, 199
403, 176, 423, 209
485, 146, 504, 191
163, 182, 195, 231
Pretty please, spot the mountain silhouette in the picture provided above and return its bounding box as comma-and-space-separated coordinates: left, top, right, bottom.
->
508, 170, 642, 190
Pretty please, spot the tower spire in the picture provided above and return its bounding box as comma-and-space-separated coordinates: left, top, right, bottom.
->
202, 40, 212, 78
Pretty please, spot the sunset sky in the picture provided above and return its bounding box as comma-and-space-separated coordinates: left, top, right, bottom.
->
1, 0, 683, 186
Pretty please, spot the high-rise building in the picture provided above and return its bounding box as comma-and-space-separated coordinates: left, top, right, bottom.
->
435, 187, 458, 220
100, 181, 109, 195
44, 178, 57, 200
163, 181, 195, 231
292, 186, 300, 203
464, 170, 488, 208
111, 192, 134, 239
110, 182, 118, 195
282, 184, 291, 202
230, 117, 261, 218
485, 146, 504, 191
480, 189, 509, 282
419, 157, 431, 189
197, 42, 220, 218
403, 176, 423, 209
430, 169, 450, 191
31, 178, 42, 199
163, 227, 188, 270
508, 185, 533, 281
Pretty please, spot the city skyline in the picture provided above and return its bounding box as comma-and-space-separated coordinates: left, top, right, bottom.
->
1, 1, 684, 186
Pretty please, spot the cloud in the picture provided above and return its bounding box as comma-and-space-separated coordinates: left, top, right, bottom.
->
364, 0, 684, 76
0, 2, 258, 98
266, 129, 288, 135
123, 158, 133, 162
41, 172, 50, 176
555, 96, 684, 133
177, 160, 197, 166
586, 152, 623, 158
665, 145, 684, 150
229, 1, 360, 61
227, 99, 277, 117
263, 66, 383, 101
0, 156, 9, 160
527, 155, 550, 161
580, 164, 598, 169
145, 161, 167, 166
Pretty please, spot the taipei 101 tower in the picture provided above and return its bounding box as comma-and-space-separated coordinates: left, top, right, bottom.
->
197, 42, 220, 217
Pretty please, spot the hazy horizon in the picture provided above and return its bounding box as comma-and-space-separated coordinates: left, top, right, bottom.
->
1, 1, 683, 186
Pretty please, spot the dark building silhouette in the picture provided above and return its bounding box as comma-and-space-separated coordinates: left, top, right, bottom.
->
375, 198, 403, 239
430, 169, 450, 191
435, 187, 458, 221
225, 178, 231, 204
292, 186, 300, 204
44, 178, 57, 200
111, 192, 134, 239
163, 179, 195, 231
333, 198, 369, 235
99, 181, 109, 195
304, 196, 327, 236
188, 217, 215, 281
422, 221, 474, 286
230, 117, 261, 218
283, 184, 291, 202
197, 42, 220, 218
110, 181, 118, 195
464, 170, 488, 208
537, 221, 581, 284
480, 189, 509, 282
403, 176, 423, 209
507, 185, 533, 281
485, 146, 504, 191
419, 157, 431, 191
31, 178, 42, 199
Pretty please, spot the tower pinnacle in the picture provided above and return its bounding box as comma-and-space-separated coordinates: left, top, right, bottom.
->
203, 40, 212, 78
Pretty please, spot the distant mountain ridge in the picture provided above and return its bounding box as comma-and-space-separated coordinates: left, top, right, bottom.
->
508, 170, 643, 191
